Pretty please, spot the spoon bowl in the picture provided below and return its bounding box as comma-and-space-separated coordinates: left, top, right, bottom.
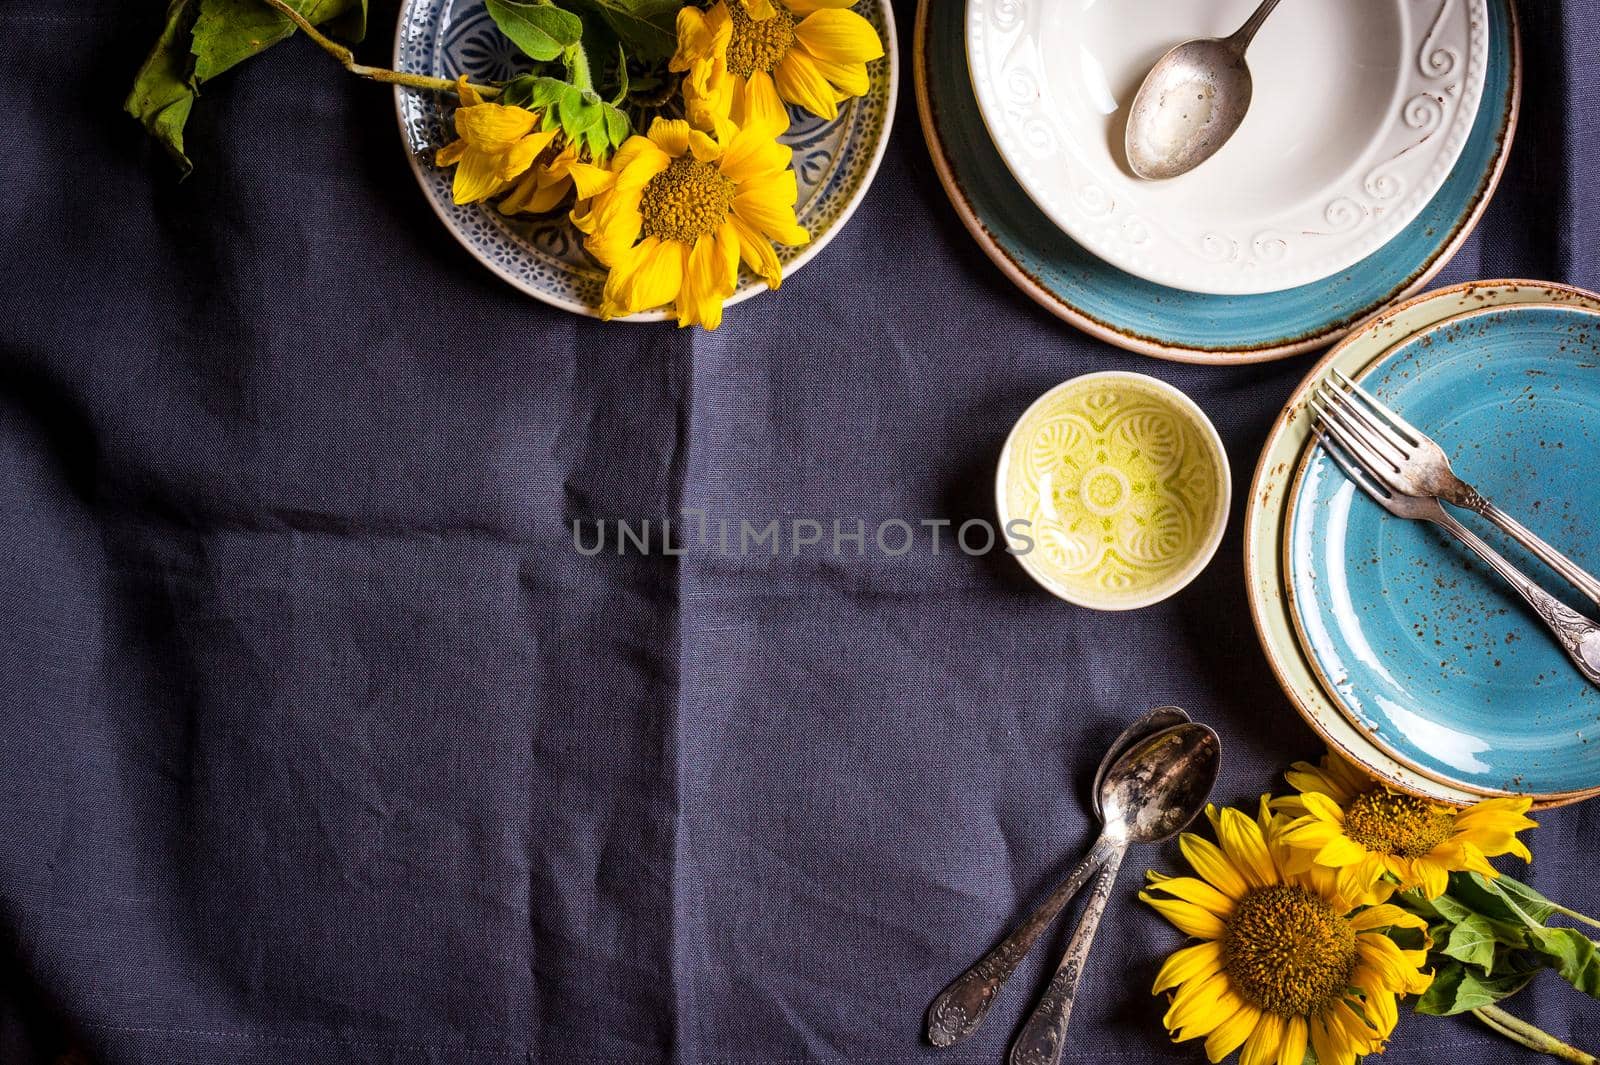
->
1101, 723, 1222, 842
1092, 706, 1190, 819
1124, 0, 1284, 180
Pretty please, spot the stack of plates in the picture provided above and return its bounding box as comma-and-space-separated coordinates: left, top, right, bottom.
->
915, 0, 1522, 363
1248, 281, 1600, 808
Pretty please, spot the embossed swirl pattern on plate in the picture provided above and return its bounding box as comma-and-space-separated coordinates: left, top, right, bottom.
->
395, 0, 896, 317
965, 0, 1490, 294
1006, 387, 1222, 597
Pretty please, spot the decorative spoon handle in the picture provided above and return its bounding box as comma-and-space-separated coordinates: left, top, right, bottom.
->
1227, 0, 1284, 52
1008, 848, 1126, 1065
926, 833, 1120, 1048
1430, 509, 1600, 688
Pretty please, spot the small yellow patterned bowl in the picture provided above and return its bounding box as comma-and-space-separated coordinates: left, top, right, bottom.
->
995, 371, 1230, 610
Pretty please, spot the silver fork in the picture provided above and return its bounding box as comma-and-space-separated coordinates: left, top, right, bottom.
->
1309, 396, 1600, 689
1322, 368, 1600, 610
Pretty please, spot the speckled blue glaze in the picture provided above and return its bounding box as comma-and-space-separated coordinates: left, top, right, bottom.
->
921, 0, 1516, 356
1288, 304, 1600, 797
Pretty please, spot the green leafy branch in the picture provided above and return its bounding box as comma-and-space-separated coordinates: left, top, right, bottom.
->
1396, 872, 1599, 1064
125, 0, 679, 174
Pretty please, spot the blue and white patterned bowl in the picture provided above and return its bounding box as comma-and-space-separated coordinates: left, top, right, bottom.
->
393, 0, 898, 320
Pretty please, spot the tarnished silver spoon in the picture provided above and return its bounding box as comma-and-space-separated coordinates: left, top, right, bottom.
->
1124, 0, 1285, 180
1009, 717, 1216, 1065
926, 718, 1220, 1049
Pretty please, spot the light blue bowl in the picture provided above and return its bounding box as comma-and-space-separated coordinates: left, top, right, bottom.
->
1287, 304, 1600, 798
916, 0, 1520, 362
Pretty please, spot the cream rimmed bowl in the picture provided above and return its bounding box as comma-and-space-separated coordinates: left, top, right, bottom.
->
996, 372, 1230, 610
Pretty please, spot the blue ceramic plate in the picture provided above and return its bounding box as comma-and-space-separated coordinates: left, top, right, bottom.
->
1286, 304, 1600, 798
395, 0, 898, 319
913, 0, 1521, 364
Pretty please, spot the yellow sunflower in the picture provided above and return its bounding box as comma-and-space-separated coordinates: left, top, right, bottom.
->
671, 0, 885, 130
435, 77, 558, 204
498, 142, 615, 216
1143, 799, 1432, 1065
573, 116, 809, 329
1273, 753, 1537, 899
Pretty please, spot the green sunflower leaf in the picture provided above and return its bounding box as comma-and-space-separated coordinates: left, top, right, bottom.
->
191, 0, 365, 81
602, 101, 630, 147
560, 0, 680, 62
1526, 926, 1600, 998
1453, 872, 1561, 926
124, 0, 202, 175
485, 0, 584, 62
1416, 959, 1537, 1017
1443, 915, 1509, 972
126, 0, 367, 175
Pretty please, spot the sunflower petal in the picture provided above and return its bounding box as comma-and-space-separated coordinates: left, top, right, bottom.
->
1217, 806, 1279, 889
728, 217, 783, 288
786, 0, 859, 11
733, 191, 809, 246
1180, 833, 1250, 900
451, 148, 510, 203
1204, 1003, 1263, 1064
456, 102, 539, 147
1165, 972, 1241, 1036
794, 8, 886, 64
1141, 892, 1227, 941
805, 54, 871, 96
623, 237, 687, 313
1240, 1011, 1284, 1065
1348, 903, 1427, 933
1147, 876, 1236, 918
721, 122, 794, 183
1153, 940, 1224, 994
733, 70, 792, 136
774, 52, 840, 120
648, 118, 694, 157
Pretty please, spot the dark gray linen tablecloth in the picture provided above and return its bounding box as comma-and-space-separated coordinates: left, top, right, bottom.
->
2, 1, 1597, 1062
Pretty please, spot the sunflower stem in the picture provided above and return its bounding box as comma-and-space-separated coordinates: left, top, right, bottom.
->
255, 0, 501, 98
1472, 1005, 1598, 1065
564, 42, 596, 96
1550, 905, 1600, 933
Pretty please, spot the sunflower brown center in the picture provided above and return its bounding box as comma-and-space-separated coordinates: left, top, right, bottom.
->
726, 1, 796, 77
639, 156, 736, 244
1223, 885, 1357, 1017
1343, 790, 1456, 859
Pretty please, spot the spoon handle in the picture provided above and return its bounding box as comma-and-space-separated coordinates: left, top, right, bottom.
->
1008, 846, 1127, 1065
926, 833, 1119, 1048
1227, 0, 1283, 52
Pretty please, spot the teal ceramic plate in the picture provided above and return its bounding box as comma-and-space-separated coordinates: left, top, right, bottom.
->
913, 0, 1521, 364
1285, 304, 1600, 798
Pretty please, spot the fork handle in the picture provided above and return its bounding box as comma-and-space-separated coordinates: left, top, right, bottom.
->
1431, 509, 1600, 688
1449, 489, 1600, 612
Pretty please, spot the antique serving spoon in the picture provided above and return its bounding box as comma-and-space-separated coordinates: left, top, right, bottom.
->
1124, 0, 1285, 180
925, 718, 1220, 1048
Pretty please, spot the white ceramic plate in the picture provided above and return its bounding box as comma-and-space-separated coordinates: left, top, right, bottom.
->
965, 0, 1489, 295
395, 0, 898, 319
